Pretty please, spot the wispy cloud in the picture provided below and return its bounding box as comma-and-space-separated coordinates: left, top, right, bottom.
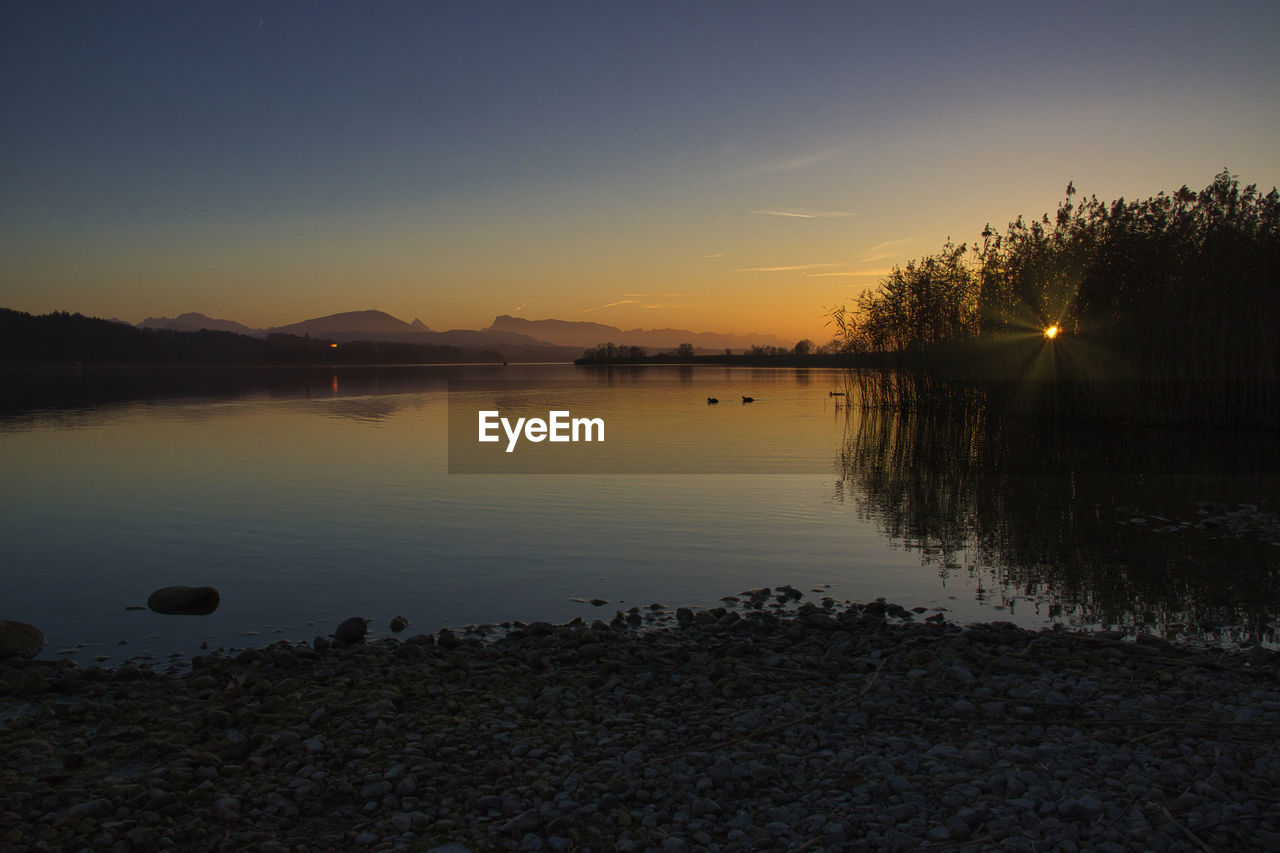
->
582, 292, 689, 313
511, 301, 531, 313
703, 252, 725, 259
583, 299, 640, 313
751, 208, 857, 219
859, 239, 913, 262
805, 268, 894, 279
735, 145, 848, 179
738, 262, 844, 273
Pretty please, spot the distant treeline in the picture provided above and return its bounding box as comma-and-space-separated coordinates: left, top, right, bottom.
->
576, 339, 848, 366
0, 309, 501, 366
831, 171, 1279, 427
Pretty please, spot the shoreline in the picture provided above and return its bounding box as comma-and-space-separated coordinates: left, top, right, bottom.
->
3, 598, 1279, 851
21, 571, 1280, 675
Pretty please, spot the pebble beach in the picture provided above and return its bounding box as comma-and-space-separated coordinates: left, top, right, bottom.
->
3, 593, 1279, 852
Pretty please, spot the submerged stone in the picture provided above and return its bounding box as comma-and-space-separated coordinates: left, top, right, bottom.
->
147, 586, 221, 616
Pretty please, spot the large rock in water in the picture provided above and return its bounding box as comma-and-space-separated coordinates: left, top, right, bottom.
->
0, 619, 45, 659
147, 586, 220, 615
334, 617, 369, 646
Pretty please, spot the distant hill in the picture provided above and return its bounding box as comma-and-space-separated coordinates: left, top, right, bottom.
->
117, 307, 792, 360
262, 311, 580, 358
132, 309, 791, 353
139, 312, 261, 337
1, 308, 485, 367
280, 325, 584, 361
7, 309, 279, 366
138, 309, 427, 338
486, 315, 792, 351
268, 310, 417, 337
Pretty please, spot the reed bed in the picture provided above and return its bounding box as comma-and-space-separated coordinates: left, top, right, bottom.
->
831, 171, 1279, 428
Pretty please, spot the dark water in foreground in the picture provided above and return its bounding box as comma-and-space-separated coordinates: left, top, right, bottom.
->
1, 364, 1277, 666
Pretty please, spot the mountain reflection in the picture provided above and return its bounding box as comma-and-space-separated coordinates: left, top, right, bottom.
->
835, 405, 1280, 644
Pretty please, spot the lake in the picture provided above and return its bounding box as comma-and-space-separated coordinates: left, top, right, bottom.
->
2, 363, 1277, 667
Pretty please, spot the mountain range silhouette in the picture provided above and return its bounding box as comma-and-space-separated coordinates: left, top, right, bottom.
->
137, 310, 791, 352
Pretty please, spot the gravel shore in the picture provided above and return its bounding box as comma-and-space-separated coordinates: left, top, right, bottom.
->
3, 594, 1279, 852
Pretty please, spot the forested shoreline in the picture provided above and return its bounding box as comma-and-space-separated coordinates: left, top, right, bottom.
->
0, 309, 497, 367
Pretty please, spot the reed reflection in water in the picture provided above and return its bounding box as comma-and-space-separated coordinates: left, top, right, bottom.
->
835, 400, 1280, 645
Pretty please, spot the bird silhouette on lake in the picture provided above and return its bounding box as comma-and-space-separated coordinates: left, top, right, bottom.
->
741, 396, 754, 403
707, 397, 719, 404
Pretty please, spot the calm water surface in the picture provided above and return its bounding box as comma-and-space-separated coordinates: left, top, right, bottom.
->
2, 364, 1277, 665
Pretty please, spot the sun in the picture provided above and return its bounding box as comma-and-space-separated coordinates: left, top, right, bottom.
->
1043, 325, 1060, 340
